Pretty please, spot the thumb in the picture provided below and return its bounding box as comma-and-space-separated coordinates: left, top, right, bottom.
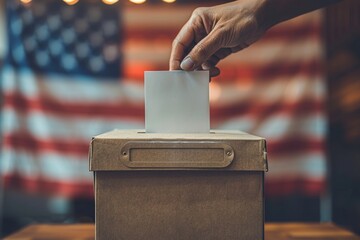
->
180, 30, 221, 71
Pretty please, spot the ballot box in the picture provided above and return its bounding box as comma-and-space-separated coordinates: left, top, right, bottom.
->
89, 129, 268, 240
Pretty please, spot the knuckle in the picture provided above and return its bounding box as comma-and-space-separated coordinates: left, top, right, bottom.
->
192, 7, 206, 17
191, 8, 206, 28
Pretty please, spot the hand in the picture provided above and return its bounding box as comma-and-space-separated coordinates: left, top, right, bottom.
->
169, 0, 268, 77
169, 0, 339, 77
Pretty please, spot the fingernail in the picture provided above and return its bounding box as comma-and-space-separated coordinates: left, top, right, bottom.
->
180, 57, 195, 70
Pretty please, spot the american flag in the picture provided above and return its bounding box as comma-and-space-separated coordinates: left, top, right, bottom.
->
0, 1, 326, 198
1, 0, 130, 197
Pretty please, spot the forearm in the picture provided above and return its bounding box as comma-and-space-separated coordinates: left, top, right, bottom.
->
258, 0, 341, 29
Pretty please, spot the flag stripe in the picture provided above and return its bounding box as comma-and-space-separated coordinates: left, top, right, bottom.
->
2, 92, 144, 118
2, 108, 324, 142
2, 175, 94, 198
123, 59, 323, 81
3, 92, 323, 122
1, 66, 144, 102
217, 115, 326, 143
123, 37, 323, 66
123, 5, 322, 32
1, 150, 325, 181
2, 66, 325, 104
265, 179, 326, 197
266, 152, 327, 180
211, 101, 324, 122
1, 108, 143, 140
123, 24, 321, 42
2, 132, 323, 156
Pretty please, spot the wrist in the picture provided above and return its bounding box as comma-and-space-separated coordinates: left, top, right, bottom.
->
255, 0, 280, 32
257, 0, 341, 31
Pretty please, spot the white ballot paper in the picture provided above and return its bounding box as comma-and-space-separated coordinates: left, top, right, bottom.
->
145, 70, 210, 133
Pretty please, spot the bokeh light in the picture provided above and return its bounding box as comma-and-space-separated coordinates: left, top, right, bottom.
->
162, 0, 176, 3
102, 0, 119, 4
63, 0, 79, 5
129, 0, 146, 4
20, 0, 32, 4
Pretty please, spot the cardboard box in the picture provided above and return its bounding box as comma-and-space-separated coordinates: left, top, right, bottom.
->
89, 129, 268, 240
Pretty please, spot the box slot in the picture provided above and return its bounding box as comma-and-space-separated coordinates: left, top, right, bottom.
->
120, 141, 234, 168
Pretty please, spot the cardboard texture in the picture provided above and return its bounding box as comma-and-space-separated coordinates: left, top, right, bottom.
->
89, 129, 267, 240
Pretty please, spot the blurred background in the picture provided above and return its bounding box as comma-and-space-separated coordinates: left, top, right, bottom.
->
0, 0, 359, 237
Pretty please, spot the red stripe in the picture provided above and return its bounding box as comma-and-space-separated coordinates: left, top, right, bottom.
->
3, 92, 324, 120
123, 59, 323, 82
123, 61, 159, 82
210, 100, 324, 124
124, 23, 321, 42
268, 138, 324, 155
2, 174, 94, 198
2, 174, 325, 198
3, 132, 89, 156
215, 60, 323, 83
3, 131, 324, 156
3, 92, 145, 119
265, 178, 326, 197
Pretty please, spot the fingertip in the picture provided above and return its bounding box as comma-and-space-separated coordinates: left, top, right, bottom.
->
169, 60, 181, 71
180, 56, 196, 71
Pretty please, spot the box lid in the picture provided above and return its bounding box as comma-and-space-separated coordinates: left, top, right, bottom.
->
89, 129, 268, 171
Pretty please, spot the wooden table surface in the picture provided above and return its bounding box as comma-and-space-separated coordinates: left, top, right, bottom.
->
4, 223, 360, 240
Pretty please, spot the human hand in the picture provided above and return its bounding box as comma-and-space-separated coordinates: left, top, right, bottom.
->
169, 0, 339, 77
169, 0, 269, 77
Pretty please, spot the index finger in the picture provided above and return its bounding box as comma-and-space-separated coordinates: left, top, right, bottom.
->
169, 21, 195, 70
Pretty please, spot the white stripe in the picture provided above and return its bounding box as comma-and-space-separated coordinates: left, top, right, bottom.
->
1, 67, 39, 98
2, 106, 325, 143
39, 75, 144, 103
254, 113, 326, 140
1, 66, 144, 103
266, 152, 326, 180
1, 107, 144, 141
216, 114, 256, 132
217, 113, 326, 140
39, 78, 144, 103
1, 148, 92, 182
